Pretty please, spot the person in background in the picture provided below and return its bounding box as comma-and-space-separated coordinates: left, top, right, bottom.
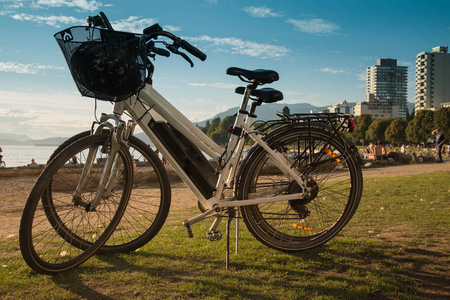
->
379, 142, 387, 160
401, 144, 406, 154
432, 128, 446, 163
0, 146, 3, 167
374, 142, 382, 160
364, 142, 374, 159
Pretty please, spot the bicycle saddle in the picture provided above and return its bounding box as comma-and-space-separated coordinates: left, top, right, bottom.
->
226, 67, 279, 84
235, 86, 283, 103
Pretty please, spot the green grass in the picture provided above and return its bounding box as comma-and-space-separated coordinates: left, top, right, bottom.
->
1, 172, 449, 299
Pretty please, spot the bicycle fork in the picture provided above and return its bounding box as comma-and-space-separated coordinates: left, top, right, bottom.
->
71, 117, 130, 212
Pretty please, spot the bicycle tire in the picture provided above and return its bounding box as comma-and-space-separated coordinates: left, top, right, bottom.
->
47, 130, 171, 253
20, 134, 133, 274
237, 125, 363, 252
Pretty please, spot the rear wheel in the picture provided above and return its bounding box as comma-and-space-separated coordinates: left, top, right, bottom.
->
20, 135, 133, 274
237, 126, 362, 252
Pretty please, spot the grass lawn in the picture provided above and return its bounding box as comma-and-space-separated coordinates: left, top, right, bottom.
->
1, 171, 449, 299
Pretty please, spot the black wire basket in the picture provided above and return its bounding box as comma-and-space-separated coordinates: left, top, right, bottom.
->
55, 26, 147, 102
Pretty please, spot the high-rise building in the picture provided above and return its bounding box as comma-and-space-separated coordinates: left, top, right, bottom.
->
415, 46, 450, 111
366, 58, 408, 119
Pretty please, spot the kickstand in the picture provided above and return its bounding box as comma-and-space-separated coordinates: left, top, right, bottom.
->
226, 208, 236, 270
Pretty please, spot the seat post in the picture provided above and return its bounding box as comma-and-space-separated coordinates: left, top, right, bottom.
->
238, 81, 258, 113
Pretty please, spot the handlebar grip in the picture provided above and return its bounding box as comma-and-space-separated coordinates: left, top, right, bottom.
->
153, 47, 171, 57
180, 40, 207, 61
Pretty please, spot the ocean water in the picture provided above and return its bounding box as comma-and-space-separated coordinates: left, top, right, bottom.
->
0, 145, 57, 167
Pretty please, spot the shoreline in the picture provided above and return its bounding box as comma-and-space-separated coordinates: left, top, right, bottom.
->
1, 155, 448, 178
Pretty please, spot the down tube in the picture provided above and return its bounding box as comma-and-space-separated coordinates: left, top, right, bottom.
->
137, 85, 224, 160
122, 97, 212, 208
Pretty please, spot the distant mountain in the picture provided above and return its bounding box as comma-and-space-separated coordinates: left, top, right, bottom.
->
33, 137, 69, 146
0, 133, 31, 142
195, 101, 416, 127
195, 102, 330, 127
0, 136, 68, 146
407, 102, 415, 114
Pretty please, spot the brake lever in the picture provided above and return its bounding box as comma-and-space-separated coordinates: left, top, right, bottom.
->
166, 43, 194, 67
179, 52, 194, 67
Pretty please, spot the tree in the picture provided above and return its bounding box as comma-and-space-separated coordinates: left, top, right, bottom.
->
209, 115, 235, 145
206, 117, 221, 136
200, 120, 210, 134
407, 108, 415, 122
405, 118, 420, 144
405, 109, 434, 144
385, 118, 408, 146
282, 106, 291, 116
433, 107, 450, 139
352, 114, 372, 145
365, 118, 393, 142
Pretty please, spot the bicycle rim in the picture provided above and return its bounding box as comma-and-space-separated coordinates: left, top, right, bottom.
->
20, 135, 133, 274
47, 131, 171, 253
238, 126, 362, 252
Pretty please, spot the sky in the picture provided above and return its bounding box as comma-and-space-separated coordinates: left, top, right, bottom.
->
0, 0, 449, 139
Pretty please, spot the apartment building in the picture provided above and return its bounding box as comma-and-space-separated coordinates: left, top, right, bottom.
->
366, 58, 408, 119
326, 100, 352, 114
353, 94, 401, 119
353, 59, 407, 119
415, 46, 450, 111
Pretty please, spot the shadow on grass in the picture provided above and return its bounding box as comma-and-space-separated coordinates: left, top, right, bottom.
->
47, 237, 448, 299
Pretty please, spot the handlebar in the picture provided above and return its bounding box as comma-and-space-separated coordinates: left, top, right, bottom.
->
87, 12, 207, 66
143, 29, 206, 66
179, 39, 207, 61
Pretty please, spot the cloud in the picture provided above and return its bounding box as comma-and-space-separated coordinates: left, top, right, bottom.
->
3, 1, 24, 10
243, 6, 282, 18
358, 71, 367, 81
287, 18, 339, 34
320, 67, 346, 74
0, 61, 64, 75
398, 60, 414, 66
189, 35, 289, 59
11, 13, 84, 27
112, 17, 179, 33
188, 82, 236, 89
32, 0, 103, 11
164, 25, 181, 32
112, 16, 158, 33
0, 89, 106, 138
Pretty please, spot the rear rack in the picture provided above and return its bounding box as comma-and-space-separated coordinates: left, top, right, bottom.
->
253, 112, 355, 134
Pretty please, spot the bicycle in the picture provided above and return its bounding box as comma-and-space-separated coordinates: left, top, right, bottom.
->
20, 12, 363, 274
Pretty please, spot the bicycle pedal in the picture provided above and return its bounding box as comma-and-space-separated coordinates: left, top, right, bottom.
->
206, 230, 222, 241
183, 219, 194, 238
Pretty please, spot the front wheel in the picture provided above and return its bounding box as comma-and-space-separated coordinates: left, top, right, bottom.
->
20, 135, 133, 274
47, 131, 171, 253
237, 126, 363, 252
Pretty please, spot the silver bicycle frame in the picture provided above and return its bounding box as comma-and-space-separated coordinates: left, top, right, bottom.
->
113, 84, 308, 225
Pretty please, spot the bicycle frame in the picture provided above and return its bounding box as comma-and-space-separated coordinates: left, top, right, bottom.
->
107, 83, 309, 227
